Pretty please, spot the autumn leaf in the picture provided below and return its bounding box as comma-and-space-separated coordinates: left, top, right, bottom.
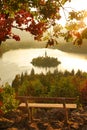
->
73, 38, 83, 46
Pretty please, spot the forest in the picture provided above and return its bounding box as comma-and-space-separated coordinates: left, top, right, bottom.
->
11, 69, 87, 102
1, 68, 87, 113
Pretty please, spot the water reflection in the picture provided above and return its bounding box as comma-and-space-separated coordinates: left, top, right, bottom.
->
0, 48, 87, 85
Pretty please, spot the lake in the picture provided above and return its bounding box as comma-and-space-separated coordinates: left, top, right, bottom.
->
0, 48, 87, 85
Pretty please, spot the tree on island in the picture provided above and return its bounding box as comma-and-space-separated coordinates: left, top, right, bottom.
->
31, 51, 61, 67
0, 0, 87, 47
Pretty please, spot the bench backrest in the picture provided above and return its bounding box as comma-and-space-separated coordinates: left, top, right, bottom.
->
16, 96, 77, 105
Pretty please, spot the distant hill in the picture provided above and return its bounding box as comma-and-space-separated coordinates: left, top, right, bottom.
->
0, 29, 46, 54
54, 39, 87, 54
0, 28, 87, 54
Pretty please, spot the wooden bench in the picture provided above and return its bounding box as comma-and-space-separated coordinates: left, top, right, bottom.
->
16, 96, 77, 122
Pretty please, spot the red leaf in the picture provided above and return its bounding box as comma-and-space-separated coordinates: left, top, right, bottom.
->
13, 35, 20, 41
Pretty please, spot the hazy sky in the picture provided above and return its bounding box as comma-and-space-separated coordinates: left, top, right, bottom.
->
59, 0, 87, 25
69, 0, 87, 10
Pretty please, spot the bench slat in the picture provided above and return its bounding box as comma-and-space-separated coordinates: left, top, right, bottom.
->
65, 104, 77, 108
19, 103, 77, 109
28, 103, 64, 108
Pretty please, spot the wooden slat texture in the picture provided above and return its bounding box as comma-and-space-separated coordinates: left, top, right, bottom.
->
19, 103, 77, 108
65, 104, 77, 108
16, 96, 76, 102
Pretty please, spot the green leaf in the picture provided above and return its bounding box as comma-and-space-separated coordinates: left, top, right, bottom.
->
64, 32, 73, 42
61, 0, 68, 5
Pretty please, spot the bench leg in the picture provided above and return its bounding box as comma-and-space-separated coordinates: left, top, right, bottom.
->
29, 108, 33, 122
65, 108, 68, 123
64, 109, 71, 130
25, 101, 30, 121
63, 102, 69, 123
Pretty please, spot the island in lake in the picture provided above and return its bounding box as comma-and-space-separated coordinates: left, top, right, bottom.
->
31, 51, 61, 67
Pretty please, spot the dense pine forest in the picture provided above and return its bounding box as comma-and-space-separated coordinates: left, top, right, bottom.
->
12, 69, 87, 101
0, 68, 87, 114
12, 69, 87, 103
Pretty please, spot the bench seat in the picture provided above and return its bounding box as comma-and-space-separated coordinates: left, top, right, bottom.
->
19, 103, 77, 109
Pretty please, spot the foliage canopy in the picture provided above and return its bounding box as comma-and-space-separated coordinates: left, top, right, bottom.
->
0, 0, 87, 46
11, 69, 87, 104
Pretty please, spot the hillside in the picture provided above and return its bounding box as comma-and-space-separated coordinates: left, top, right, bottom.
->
55, 39, 87, 54
0, 28, 87, 54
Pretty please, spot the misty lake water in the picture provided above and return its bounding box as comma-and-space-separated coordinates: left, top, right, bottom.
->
0, 48, 87, 85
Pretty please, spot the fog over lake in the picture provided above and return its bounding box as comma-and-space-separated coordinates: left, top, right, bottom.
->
0, 48, 87, 85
